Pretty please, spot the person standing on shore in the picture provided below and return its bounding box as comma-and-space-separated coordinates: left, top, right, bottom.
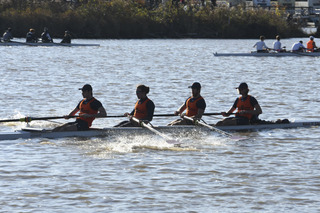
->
253, 36, 269, 53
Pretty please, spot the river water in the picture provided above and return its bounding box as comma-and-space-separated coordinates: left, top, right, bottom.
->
0, 38, 320, 212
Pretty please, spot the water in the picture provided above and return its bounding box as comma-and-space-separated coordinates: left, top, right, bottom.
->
0, 38, 320, 212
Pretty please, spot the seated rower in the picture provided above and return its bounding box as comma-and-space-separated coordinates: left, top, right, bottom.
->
53, 84, 106, 131
273, 35, 286, 52
26, 28, 38, 43
60, 30, 71, 44
41, 27, 53, 43
291, 41, 306, 52
306, 36, 319, 52
168, 82, 206, 126
253, 36, 269, 53
216, 82, 262, 126
2, 28, 13, 42
115, 85, 155, 127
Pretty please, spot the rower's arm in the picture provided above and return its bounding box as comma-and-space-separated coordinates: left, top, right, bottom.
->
174, 104, 186, 115
95, 106, 107, 117
68, 108, 79, 117
194, 108, 204, 119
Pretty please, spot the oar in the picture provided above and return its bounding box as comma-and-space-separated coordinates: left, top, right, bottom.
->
150, 112, 234, 117
130, 116, 180, 145
182, 115, 245, 140
182, 115, 233, 137
0, 116, 77, 123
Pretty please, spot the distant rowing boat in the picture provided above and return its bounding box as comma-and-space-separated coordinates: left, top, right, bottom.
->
0, 41, 100, 47
0, 121, 319, 141
213, 51, 320, 57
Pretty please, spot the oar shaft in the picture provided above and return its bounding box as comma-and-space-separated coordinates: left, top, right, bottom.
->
131, 117, 176, 142
183, 115, 233, 137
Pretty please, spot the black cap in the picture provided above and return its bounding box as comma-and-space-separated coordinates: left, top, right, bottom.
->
236, 82, 248, 89
188, 82, 201, 89
79, 84, 92, 91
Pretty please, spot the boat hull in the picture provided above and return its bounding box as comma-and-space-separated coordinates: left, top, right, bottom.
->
213, 52, 320, 57
0, 42, 100, 47
0, 121, 319, 141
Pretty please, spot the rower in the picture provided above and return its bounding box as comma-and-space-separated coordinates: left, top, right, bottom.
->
2, 27, 13, 42
253, 35, 269, 53
53, 84, 107, 131
41, 27, 53, 43
114, 84, 155, 127
26, 28, 38, 43
273, 35, 286, 52
291, 41, 306, 52
306, 36, 318, 52
217, 82, 262, 126
60, 30, 71, 44
168, 82, 206, 126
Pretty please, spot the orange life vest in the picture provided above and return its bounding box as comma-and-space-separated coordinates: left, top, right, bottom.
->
134, 98, 150, 119
307, 40, 315, 52
236, 95, 254, 120
186, 96, 204, 117
78, 98, 98, 127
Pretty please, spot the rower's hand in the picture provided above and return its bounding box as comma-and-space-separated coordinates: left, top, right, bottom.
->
221, 112, 230, 117
180, 113, 186, 118
174, 111, 180, 116
124, 112, 130, 117
64, 115, 72, 119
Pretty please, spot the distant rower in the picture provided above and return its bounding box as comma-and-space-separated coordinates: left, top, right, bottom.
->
253, 36, 269, 53
41, 27, 53, 43
61, 30, 71, 44
2, 28, 13, 42
291, 41, 306, 52
306, 36, 319, 52
26, 29, 38, 43
273, 35, 285, 52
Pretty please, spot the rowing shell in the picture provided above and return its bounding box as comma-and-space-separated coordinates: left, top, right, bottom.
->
0, 121, 319, 141
0, 42, 100, 47
213, 52, 320, 57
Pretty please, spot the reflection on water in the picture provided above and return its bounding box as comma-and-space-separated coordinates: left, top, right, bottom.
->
0, 39, 320, 212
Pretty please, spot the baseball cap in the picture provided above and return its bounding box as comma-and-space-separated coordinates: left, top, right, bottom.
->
236, 82, 248, 89
188, 82, 201, 89
79, 84, 92, 91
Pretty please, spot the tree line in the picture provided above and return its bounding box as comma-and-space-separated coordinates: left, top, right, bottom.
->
0, 0, 306, 39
